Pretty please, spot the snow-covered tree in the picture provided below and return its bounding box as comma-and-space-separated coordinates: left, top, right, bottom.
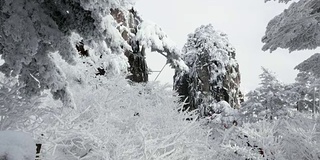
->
241, 67, 290, 122
295, 53, 320, 78
291, 53, 320, 113
262, 0, 320, 52
0, 0, 132, 107
174, 24, 242, 116
262, 0, 320, 113
0, 0, 187, 107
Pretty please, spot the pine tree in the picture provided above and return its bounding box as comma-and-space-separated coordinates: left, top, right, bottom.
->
174, 24, 242, 116
241, 67, 290, 122
292, 53, 320, 113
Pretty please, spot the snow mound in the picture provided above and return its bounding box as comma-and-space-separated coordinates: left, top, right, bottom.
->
0, 131, 36, 160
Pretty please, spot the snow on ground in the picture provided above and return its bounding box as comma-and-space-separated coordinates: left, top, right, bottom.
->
0, 131, 36, 160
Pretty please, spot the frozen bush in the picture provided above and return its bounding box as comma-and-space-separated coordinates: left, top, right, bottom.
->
34, 76, 217, 159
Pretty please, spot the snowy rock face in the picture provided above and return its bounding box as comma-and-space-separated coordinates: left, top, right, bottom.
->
174, 24, 242, 116
0, 131, 36, 160
111, 8, 148, 82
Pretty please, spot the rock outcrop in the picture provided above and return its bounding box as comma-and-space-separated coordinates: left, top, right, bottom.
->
174, 24, 243, 116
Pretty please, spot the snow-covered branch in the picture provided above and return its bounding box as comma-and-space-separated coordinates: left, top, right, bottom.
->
262, 0, 320, 52
135, 21, 188, 71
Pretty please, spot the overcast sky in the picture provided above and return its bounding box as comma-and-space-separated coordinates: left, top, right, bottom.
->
135, 0, 320, 93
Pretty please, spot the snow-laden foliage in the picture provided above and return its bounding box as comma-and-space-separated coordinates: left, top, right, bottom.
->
205, 101, 239, 128
0, 131, 36, 160
238, 62, 320, 159
2, 48, 320, 160
290, 53, 320, 112
295, 53, 320, 78
215, 120, 283, 160
213, 112, 320, 160
3, 1, 320, 160
69, 32, 129, 78
241, 67, 291, 122
0, 73, 46, 131
135, 21, 188, 71
174, 24, 242, 116
242, 54, 320, 118
0, 49, 208, 159
279, 113, 320, 160
2, 53, 207, 159
0, 0, 188, 104
0, 0, 135, 107
33, 75, 217, 160
262, 0, 320, 52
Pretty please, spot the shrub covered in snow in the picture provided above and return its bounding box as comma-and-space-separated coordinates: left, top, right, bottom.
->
2, 54, 320, 160
31, 74, 217, 159
211, 112, 320, 160
0, 74, 45, 131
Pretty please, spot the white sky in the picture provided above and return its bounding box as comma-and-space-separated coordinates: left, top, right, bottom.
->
135, 0, 320, 93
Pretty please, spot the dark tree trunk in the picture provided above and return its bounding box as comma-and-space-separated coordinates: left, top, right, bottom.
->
126, 41, 148, 82
111, 8, 149, 83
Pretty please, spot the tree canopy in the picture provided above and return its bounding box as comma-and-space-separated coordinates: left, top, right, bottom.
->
0, 0, 187, 107
262, 0, 320, 52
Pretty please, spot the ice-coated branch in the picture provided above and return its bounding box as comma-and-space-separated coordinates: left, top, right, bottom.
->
135, 21, 188, 72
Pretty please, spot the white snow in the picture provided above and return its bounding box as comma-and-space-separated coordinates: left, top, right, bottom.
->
135, 21, 188, 71
0, 131, 36, 160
